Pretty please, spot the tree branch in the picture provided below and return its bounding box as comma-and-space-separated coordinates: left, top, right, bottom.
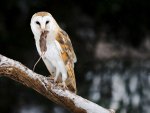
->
0, 54, 115, 113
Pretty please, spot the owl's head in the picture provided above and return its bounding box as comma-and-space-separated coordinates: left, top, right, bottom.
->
30, 11, 59, 37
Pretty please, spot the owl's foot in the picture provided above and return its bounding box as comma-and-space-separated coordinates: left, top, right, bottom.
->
57, 82, 68, 91
54, 77, 57, 83
47, 76, 55, 83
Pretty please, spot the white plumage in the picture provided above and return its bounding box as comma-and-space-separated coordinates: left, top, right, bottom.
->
30, 12, 77, 92
36, 38, 67, 82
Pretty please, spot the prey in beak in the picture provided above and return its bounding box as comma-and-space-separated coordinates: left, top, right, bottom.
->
40, 30, 49, 53
32, 31, 49, 72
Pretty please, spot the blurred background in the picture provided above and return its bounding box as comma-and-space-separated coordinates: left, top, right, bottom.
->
0, 0, 150, 113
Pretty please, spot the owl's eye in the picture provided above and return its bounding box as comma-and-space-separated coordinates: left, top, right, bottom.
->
36, 21, 40, 25
46, 21, 49, 24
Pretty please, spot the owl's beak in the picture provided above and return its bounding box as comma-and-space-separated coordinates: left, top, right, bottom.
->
41, 29, 45, 33
41, 25, 46, 33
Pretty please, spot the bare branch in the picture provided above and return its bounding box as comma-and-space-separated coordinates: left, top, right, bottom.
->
0, 54, 115, 113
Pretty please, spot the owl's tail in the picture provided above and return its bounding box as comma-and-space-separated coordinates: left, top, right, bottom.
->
66, 64, 77, 94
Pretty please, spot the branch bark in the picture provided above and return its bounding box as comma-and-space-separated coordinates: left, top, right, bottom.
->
0, 54, 115, 113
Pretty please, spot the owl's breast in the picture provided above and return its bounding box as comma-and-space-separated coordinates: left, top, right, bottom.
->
45, 41, 60, 58
36, 38, 64, 68
45, 40, 63, 64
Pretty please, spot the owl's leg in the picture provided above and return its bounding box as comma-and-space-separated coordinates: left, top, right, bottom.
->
62, 73, 67, 84
54, 68, 60, 83
55, 61, 68, 90
62, 73, 68, 89
57, 73, 68, 90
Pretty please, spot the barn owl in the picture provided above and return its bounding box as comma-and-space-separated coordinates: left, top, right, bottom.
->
30, 12, 77, 93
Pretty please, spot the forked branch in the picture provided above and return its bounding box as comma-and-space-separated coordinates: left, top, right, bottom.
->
0, 54, 115, 113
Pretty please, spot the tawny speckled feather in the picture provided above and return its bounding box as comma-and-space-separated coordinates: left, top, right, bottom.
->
56, 29, 77, 93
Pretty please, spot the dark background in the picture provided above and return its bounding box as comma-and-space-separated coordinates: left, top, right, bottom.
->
0, 0, 150, 113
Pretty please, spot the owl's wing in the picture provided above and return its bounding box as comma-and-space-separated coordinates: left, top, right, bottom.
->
56, 29, 77, 93
56, 29, 77, 67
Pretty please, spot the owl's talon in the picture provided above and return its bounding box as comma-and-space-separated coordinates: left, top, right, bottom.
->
58, 82, 68, 90
54, 78, 57, 83
53, 82, 57, 87
47, 76, 55, 83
